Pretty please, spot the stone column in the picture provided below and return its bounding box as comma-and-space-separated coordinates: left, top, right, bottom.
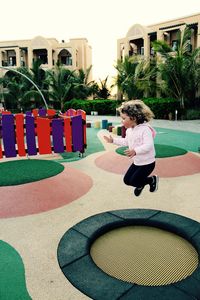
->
15, 48, 20, 67
157, 31, 164, 41
47, 48, 52, 68
144, 35, 150, 58
124, 39, 130, 57
27, 47, 33, 69
70, 47, 75, 69
0, 51, 2, 66
197, 22, 200, 48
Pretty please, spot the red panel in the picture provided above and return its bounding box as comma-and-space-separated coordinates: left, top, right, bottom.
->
47, 109, 56, 117
77, 109, 86, 119
15, 113, 26, 156
2, 111, 11, 114
63, 117, 72, 152
66, 109, 77, 116
32, 109, 38, 117
36, 118, 52, 154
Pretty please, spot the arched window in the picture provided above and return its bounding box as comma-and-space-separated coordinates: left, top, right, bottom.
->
58, 49, 72, 66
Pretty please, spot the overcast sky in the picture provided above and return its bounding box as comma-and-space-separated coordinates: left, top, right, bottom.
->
1, 0, 200, 83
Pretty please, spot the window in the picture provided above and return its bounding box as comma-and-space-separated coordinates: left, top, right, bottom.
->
9, 56, 16, 66
66, 56, 72, 65
59, 49, 72, 66
38, 54, 47, 64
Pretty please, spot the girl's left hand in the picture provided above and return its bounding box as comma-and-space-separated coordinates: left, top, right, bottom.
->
124, 149, 136, 158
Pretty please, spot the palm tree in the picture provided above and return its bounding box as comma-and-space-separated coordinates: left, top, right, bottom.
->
0, 75, 22, 110
95, 76, 111, 99
45, 62, 76, 110
132, 57, 158, 97
114, 55, 157, 100
114, 56, 142, 100
72, 65, 97, 99
152, 26, 200, 109
0, 60, 49, 110
19, 61, 49, 109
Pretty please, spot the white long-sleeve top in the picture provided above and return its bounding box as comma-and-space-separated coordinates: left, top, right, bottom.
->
113, 123, 156, 166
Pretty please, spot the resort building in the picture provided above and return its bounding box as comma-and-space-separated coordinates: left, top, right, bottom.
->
117, 12, 200, 60
0, 36, 92, 80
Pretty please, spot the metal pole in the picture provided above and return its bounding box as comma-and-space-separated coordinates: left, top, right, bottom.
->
0, 66, 48, 109
175, 110, 178, 121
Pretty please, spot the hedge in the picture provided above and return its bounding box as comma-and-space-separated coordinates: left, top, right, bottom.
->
63, 98, 181, 119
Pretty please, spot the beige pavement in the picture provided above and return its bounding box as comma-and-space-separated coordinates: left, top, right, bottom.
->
0, 119, 200, 300
87, 115, 200, 133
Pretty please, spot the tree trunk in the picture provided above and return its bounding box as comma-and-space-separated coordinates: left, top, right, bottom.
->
180, 96, 185, 109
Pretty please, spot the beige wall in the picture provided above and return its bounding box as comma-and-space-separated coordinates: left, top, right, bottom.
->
117, 12, 200, 60
0, 36, 92, 80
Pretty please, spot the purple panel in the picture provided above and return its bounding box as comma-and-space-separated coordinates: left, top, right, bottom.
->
71, 115, 83, 151
26, 111, 32, 116
25, 116, 37, 155
52, 119, 64, 153
38, 108, 47, 117
0, 117, 2, 138
2, 114, 16, 157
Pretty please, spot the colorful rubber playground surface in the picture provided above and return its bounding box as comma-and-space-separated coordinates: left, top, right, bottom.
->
0, 117, 200, 299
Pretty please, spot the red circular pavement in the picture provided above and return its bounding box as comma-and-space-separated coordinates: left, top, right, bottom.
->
0, 165, 93, 218
95, 152, 200, 177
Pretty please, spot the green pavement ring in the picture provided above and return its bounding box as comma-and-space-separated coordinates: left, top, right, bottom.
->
116, 144, 187, 158
57, 209, 200, 300
0, 159, 64, 186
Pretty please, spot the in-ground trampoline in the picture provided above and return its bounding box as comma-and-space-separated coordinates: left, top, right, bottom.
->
57, 209, 200, 300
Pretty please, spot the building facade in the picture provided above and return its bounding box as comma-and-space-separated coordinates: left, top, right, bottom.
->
0, 36, 92, 80
117, 13, 200, 61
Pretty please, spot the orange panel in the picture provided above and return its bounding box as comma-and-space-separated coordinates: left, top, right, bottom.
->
63, 117, 72, 152
36, 118, 52, 154
15, 114, 26, 156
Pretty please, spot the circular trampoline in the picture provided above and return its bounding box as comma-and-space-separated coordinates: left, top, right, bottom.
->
90, 226, 198, 286
57, 209, 200, 300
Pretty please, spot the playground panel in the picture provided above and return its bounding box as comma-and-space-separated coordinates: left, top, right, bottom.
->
0, 109, 86, 159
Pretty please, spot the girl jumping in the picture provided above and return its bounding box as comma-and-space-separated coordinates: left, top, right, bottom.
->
104, 99, 159, 197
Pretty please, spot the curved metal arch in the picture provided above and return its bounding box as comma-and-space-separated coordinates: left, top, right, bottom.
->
0, 66, 48, 109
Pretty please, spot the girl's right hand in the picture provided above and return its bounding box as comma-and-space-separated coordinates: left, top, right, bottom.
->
103, 135, 113, 143
124, 148, 136, 158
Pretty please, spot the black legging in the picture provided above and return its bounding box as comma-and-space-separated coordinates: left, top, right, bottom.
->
123, 162, 155, 188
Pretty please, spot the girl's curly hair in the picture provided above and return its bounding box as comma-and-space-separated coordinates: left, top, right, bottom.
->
117, 99, 154, 124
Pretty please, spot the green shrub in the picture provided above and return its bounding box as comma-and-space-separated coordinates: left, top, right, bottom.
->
63, 99, 123, 115
143, 98, 180, 119
63, 97, 180, 119
183, 109, 200, 120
